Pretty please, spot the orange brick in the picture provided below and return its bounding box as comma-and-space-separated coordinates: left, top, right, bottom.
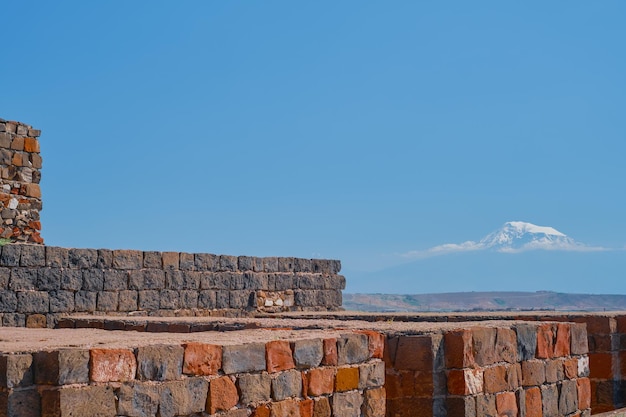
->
447, 369, 483, 395
563, 358, 578, 379
23, 137, 39, 153
266, 340, 294, 373
89, 349, 136, 382
444, 330, 474, 369
577, 377, 591, 410
356, 330, 385, 359
252, 404, 271, 417
182, 343, 222, 376
589, 353, 613, 379
554, 323, 571, 357
496, 392, 518, 417
304, 368, 335, 396
335, 367, 359, 392
207, 376, 238, 414
322, 338, 338, 366
525, 387, 542, 417
536, 324, 555, 359
299, 398, 313, 417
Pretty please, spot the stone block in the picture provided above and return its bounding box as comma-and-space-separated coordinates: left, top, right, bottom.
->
446, 397, 476, 417
97, 291, 118, 312
554, 323, 571, 357
179, 290, 198, 308
0, 268, 9, 289
160, 378, 209, 417
20, 244, 45, 266
522, 360, 546, 387
217, 290, 230, 308
183, 342, 221, 376
578, 356, 589, 377
448, 368, 484, 395
238, 256, 254, 272
496, 327, 517, 363
129, 269, 166, 290
393, 335, 432, 371
475, 394, 496, 417
68, 248, 97, 268
571, 323, 588, 355
230, 273, 245, 290
117, 290, 138, 311
0, 245, 21, 267
37, 267, 61, 290
41, 386, 116, 417
238, 372, 271, 404
495, 392, 517, 417
96, 249, 112, 268
266, 340, 295, 373
17, 291, 49, 313
198, 290, 217, 309
359, 361, 385, 389
337, 333, 369, 366
9, 268, 38, 290
0, 389, 40, 417
537, 323, 555, 359
222, 343, 266, 374
162, 252, 179, 270
90, 348, 136, 382
444, 330, 474, 368
75, 291, 97, 312
136, 345, 183, 381
0, 354, 33, 388
577, 377, 591, 410
34, 349, 89, 385
362, 387, 385, 417
82, 268, 104, 291
335, 366, 359, 392
200, 272, 229, 289
472, 327, 497, 366
269, 399, 299, 417
541, 383, 559, 416
207, 375, 238, 414
304, 367, 335, 396
117, 382, 161, 417
143, 251, 161, 269
293, 339, 323, 369
322, 338, 338, 366
243, 271, 268, 290
230, 290, 254, 308
2, 313, 25, 327
545, 358, 564, 383
26, 313, 46, 328
0, 290, 17, 312
332, 390, 363, 417
219, 255, 237, 272
103, 269, 127, 290
558, 379, 578, 415
138, 290, 160, 310
195, 253, 217, 271
159, 289, 180, 309
263, 257, 279, 272
60, 269, 82, 291
112, 250, 143, 269
179, 252, 195, 270
49, 290, 75, 313
313, 397, 332, 417
277, 275, 296, 291
272, 369, 302, 401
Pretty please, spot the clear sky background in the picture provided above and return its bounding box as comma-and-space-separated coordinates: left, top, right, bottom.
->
2, 2, 625, 293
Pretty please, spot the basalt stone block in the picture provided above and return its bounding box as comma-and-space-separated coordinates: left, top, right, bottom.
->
541, 384, 559, 416
230, 273, 245, 290
238, 373, 271, 404
112, 250, 143, 270
559, 379, 578, 415
359, 361, 385, 389
159, 290, 180, 309
294, 258, 312, 273
571, 323, 588, 355
0, 291, 17, 312
272, 369, 302, 401
338, 334, 369, 365
9, 268, 38, 290
263, 257, 279, 273
96, 249, 112, 268
49, 290, 75, 313
1, 389, 40, 417
2, 313, 25, 327
179, 290, 198, 309
195, 253, 217, 271
179, 253, 195, 271
238, 256, 254, 272
20, 244, 45, 266
68, 248, 97, 268
130, 269, 166, 290
117, 382, 161, 417
41, 386, 116, 417
46, 247, 69, 268
34, 349, 89, 385
278, 257, 295, 272
0, 354, 33, 388
161, 252, 179, 270
230, 290, 254, 309
275, 274, 296, 291
118, 290, 138, 311
75, 291, 97, 312
143, 251, 162, 269
17, 291, 49, 313
293, 339, 323, 369
243, 272, 268, 290
102, 269, 127, 290
201, 272, 230, 290
294, 290, 316, 307
136, 345, 184, 381
166, 270, 200, 290
36, 267, 61, 291
82, 269, 104, 291
216, 290, 230, 308
222, 343, 266, 374
1, 245, 21, 267
159, 378, 209, 417
318, 289, 342, 307
60, 269, 82, 291
138, 290, 160, 310
219, 255, 237, 272
198, 290, 217, 309
0, 268, 9, 289
333, 390, 364, 417
97, 291, 118, 312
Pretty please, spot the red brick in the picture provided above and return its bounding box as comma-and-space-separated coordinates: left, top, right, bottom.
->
207, 376, 238, 414
356, 330, 384, 359
89, 349, 136, 382
300, 398, 313, 417
322, 338, 337, 366
444, 330, 474, 369
616, 315, 626, 334
472, 327, 497, 366
574, 316, 615, 335
182, 343, 222, 376
447, 369, 483, 395
252, 404, 271, 417
524, 387, 542, 417
554, 323, 571, 357
266, 340, 295, 373
335, 367, 359, 392
563, 358, 578, 379
394, 335, 433, 371
536, 324, 555, 359
577, 377, 591, 410
484, 365, 508, 394
414, 371, 434, 397
589, 353, 613, 379
304, 368, 335, 396
496, 391, 518, 417
521, 360, 545, 387
385, 370, 414, 398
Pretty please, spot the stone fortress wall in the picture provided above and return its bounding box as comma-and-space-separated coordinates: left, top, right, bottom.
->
0, 117, 624, 416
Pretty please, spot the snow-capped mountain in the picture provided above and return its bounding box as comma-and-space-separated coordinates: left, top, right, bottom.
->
479, 221, 583, 253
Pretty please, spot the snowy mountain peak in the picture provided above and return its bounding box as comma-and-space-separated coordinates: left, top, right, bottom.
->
480, 221, 577, 253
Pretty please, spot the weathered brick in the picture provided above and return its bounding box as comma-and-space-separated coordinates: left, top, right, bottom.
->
304, 367, 335, 396
34, 349, 89, 385
207, 375, 238, 414
335, 367, 359, 392
253, 404, 271, 417
1, 389, 40, 417
554, 323, 571, 357
472, 327, 497, 366
0, 354, 33, 388
293, 339, 323, 369
447, 368, 484, 395
238, 372, 271, 404
577, 377, 591, 410
444, 330, 474, 368
41, 386, 115, 417
496, 391, 517, 417
272, 369, 302, 401
394, 335, 433, 371
322, 338, 338, 366
89, 349, 136, 382
575, 316, 615, 335
359, 361, 385, 389
563, 357, 578, 379
266, 340, 295, 373
222, 343, 266, 374
524, 387, 542, 417
337, 333, 370, 365
136, 345, 183, 381
522, 360, 546, 387
112, 250, 143, 269
332, 390, 364, 417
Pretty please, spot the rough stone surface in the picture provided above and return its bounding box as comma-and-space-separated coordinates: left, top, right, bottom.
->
337, 333, 369, 365
238, 372, 272, 404
136, 345, 183, 381
183, 342, 221, 376
41, 386, 116, 417
207, 375, 238, 414
0, 354, 33, 388
293, 339, 323, 369
272, 369, 303, 401
332, 390, 364, 417
34, 349, 89, 385
222, 343, 266, 374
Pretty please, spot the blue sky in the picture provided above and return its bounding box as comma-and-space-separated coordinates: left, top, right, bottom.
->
2, 2, 625, 293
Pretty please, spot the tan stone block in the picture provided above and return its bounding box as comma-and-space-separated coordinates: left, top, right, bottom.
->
10, 137, 24, 151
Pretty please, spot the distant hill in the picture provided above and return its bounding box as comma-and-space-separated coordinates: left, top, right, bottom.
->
342, 291, 626, 312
